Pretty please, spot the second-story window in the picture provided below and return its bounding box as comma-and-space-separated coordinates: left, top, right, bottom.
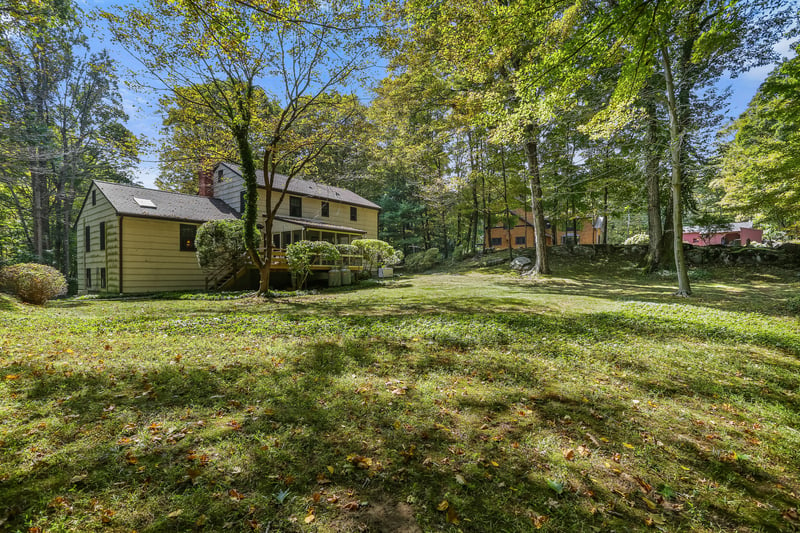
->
290, 196, 302, 217
350, 206, 357, 221
99, 222, 106, 250
321, 201, 329, 217
85, 225, 91, 252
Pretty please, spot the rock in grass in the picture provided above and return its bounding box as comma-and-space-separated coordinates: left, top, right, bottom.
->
510, 256, 532, 271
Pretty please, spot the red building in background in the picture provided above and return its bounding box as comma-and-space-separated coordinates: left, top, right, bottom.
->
682, 221, 763, 246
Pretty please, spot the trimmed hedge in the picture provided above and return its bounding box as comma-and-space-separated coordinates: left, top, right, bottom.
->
0, 263, 67, 305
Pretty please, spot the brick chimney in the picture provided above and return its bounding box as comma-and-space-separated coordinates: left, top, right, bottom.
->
198, 167, 214, 197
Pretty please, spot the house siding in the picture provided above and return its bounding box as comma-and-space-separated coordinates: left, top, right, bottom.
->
485, 215, 596, 250
121, 217, 206, 293
76, 184, 120, 293
212, 166, 379, 239
270, 195, 378, 239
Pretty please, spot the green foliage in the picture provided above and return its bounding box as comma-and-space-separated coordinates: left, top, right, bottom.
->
352, 239, 402, 273
286, 240, 340, 288
715, 45, 800, 227
0, 263, 67, 305
787, 296, 800, 315
195, 219, 250, 274
405, 247, 442, 272
1, 265, 799, 531
335, 244, 359, 267
623, 233, 650, 246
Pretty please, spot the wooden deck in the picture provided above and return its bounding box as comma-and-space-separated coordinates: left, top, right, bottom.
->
267, 249, 363, 271
206, 248, 363, 290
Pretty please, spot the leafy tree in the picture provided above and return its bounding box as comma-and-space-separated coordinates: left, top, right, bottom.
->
105, 0, 373, 295
0, 0, 137, 272
580, 0, 791, 295
157, 84, 279, 194
285, 240, 339, 289
352, 239, 402, 275
195, 219, 249, 275
715, 45, 800, 228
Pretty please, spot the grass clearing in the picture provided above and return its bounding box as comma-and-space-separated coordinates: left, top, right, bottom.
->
1, 258, 799, 532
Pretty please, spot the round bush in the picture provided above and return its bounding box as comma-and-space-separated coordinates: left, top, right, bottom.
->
0, 263, 67, 305
623, 233, 650, 245
196, 219, 251, 274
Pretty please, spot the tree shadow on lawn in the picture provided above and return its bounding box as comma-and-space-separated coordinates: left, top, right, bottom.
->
4, 317, 799, 530
498, 272, 799, 318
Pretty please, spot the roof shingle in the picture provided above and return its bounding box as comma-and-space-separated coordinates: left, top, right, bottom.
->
220, 162, 380, 210
94, 181, 239, 223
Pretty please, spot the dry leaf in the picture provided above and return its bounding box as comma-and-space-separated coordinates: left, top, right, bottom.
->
437, 500, 449, 511
446, 506, 459, 524
167, 509, 183, 518
343, 501, 359, 511
531, 513, 549, 529
563, 449, 575, 461
782, 508, 799, 521
634, 476, 653, 493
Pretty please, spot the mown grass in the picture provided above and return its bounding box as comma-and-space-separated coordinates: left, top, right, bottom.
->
1, 257, 799, 532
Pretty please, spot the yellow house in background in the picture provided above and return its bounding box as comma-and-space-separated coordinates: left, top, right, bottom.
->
75, 162, 380, 294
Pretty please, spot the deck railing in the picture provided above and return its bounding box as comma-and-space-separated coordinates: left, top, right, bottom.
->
206, 248, 363, 290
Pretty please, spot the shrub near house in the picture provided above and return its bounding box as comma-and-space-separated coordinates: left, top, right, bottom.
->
0, 263, 67, 305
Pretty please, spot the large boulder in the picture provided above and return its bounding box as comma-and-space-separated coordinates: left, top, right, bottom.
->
510, 256, 532, 271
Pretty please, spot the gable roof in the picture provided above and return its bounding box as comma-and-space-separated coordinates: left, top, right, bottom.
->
86, 181, 239, 223
219, 162, 380, 210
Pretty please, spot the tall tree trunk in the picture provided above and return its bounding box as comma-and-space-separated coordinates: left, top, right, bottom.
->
31, 154, 49, 261
551, 187, 558, 247
500, 147, 513, 260
660, 43, 692, 296
523, 124, 550, 275
603, 186, 608, 246
643, 85, 663, 272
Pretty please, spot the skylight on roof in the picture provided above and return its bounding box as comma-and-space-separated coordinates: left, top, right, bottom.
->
134, 197, 156, 208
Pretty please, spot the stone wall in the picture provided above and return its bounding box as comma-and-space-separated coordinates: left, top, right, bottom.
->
542, 243, 800, 268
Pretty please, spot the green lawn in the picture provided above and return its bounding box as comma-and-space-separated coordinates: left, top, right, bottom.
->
1, 260, 799, 532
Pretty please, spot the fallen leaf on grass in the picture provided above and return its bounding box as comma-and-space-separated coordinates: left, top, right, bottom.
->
531, 513, 549, 529
562, 449, 575, 461
304, 511, 316, 523
229, 489, 245, 501
167, 509, 183, 518
100, 509, 115, 523
343, 501, 359, 511
437, 500, 449, 511
446, 506, 459, 524
634, 476, 652, 493
782, 508, 799, 522
641, 496, 658, 511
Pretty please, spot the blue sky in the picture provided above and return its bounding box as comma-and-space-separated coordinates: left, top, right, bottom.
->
81, 1, 796, 190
